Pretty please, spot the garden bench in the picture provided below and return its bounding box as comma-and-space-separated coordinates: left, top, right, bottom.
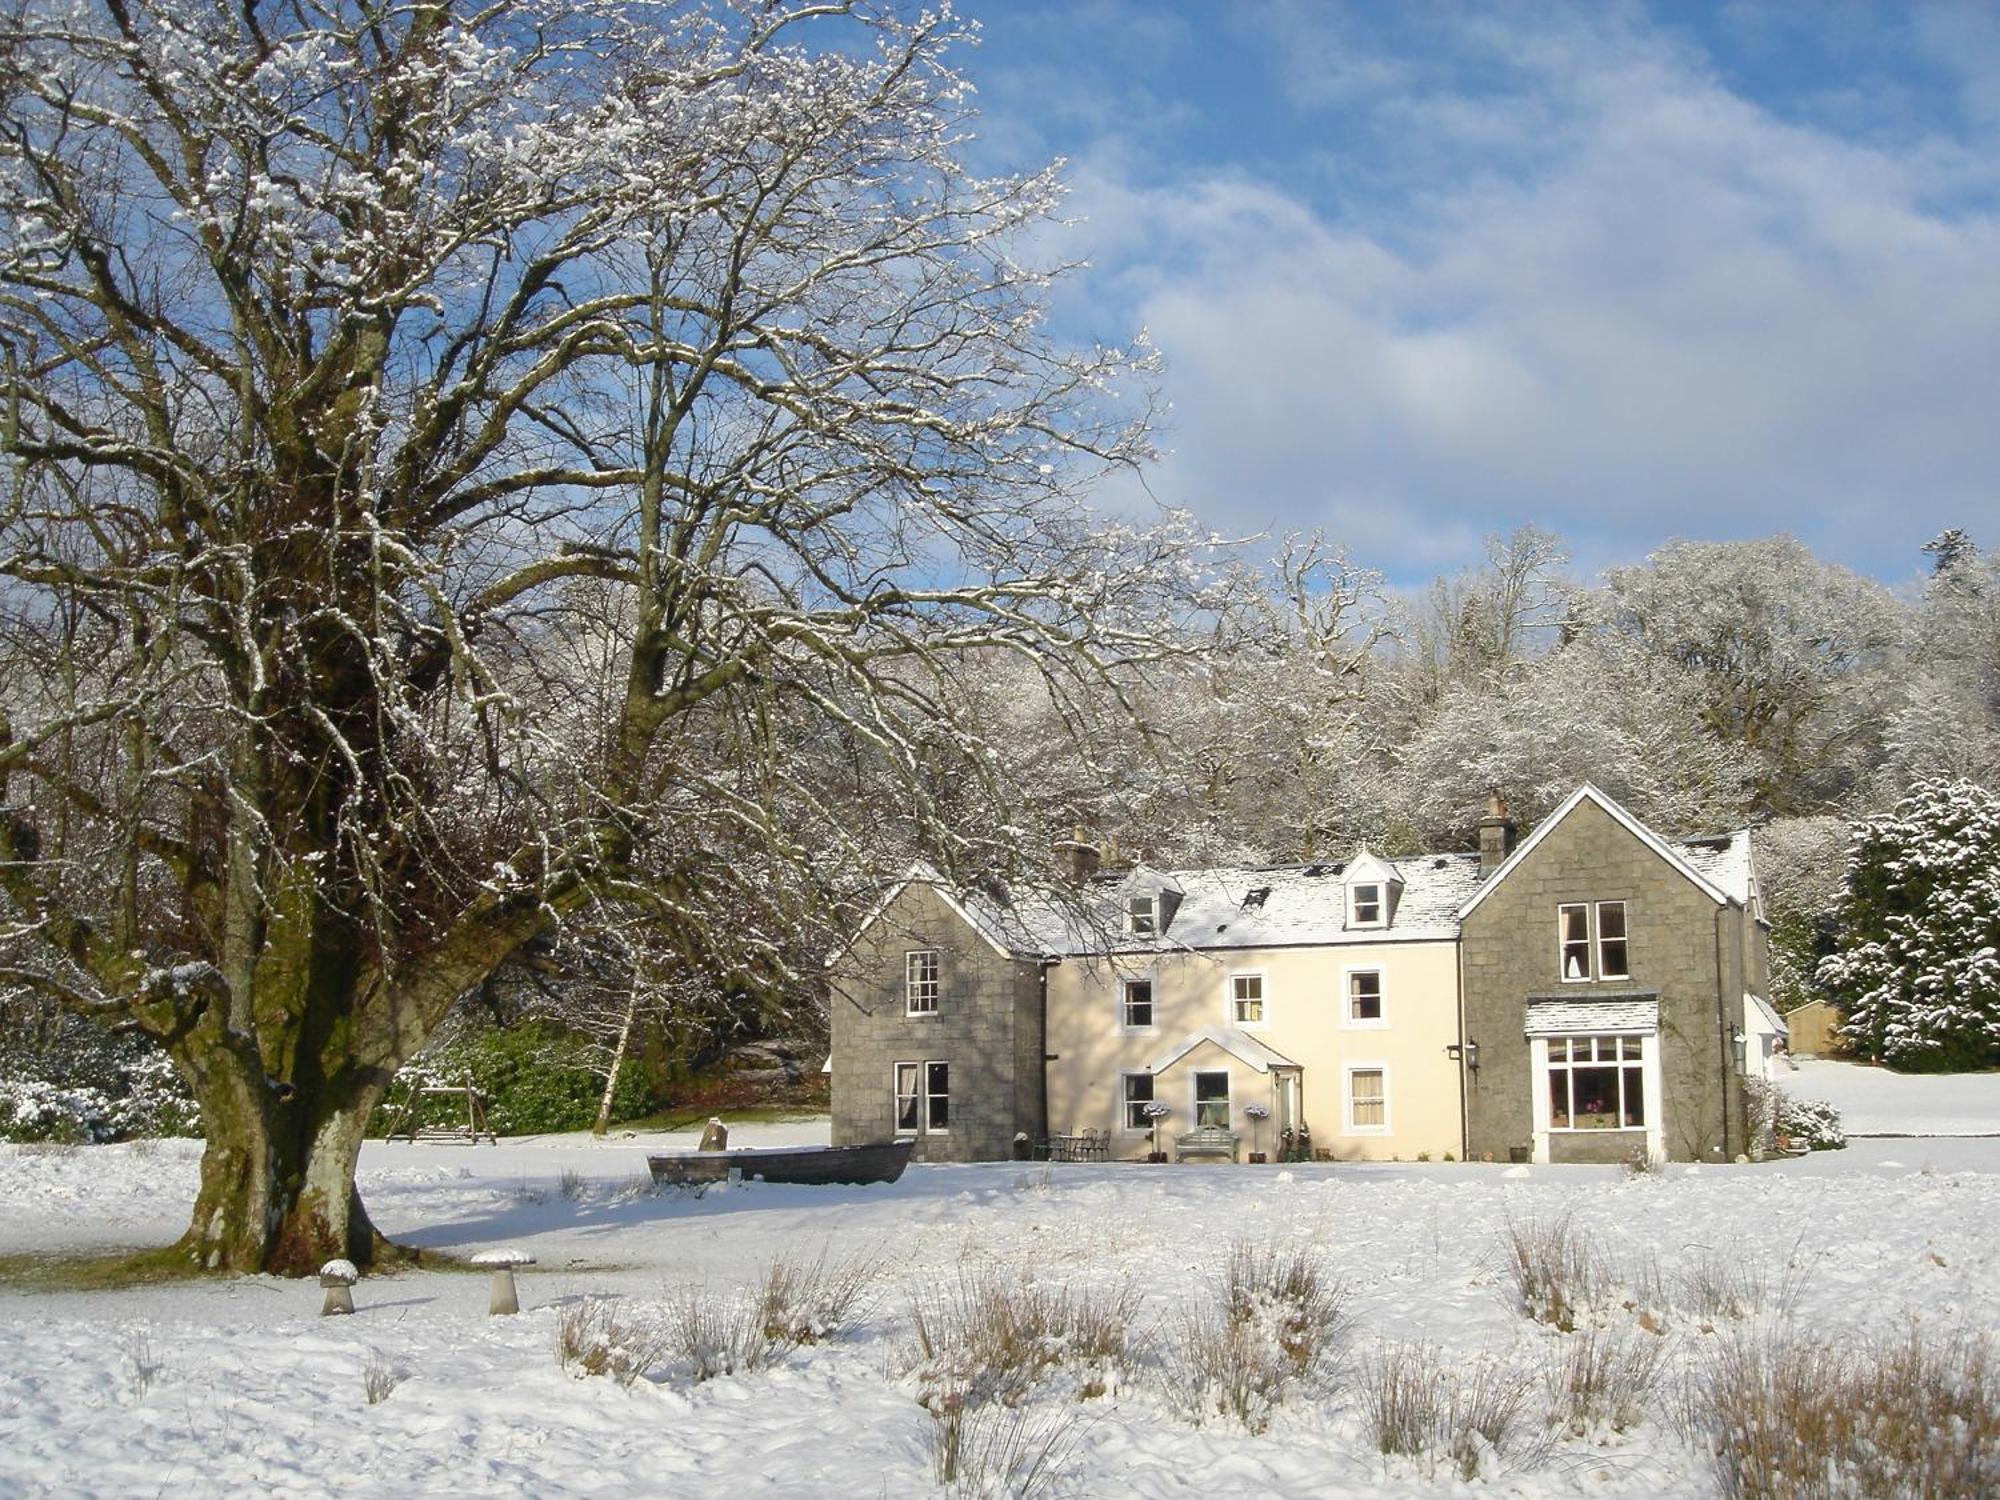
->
1174, 1125, 1240, 1162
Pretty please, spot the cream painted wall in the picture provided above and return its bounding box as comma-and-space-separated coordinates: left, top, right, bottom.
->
1044, 941, 1465, 1161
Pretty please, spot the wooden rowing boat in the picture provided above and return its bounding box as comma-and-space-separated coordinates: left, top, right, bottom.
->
646, 1136, 915, 1187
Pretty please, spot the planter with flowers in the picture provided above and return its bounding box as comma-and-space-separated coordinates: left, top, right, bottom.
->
1244, 1102, 1270, 1162
1142, 1101, 1171, 1163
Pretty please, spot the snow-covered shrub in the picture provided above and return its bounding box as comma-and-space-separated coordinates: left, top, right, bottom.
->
1362, 1340, 1543, 1481
1817, 778, 2000, 1071
1694, 1328, 1998, 1500
1773, 1091, 1845, 1152
557, 1299, 670, 1389
0, 997, 199, 1142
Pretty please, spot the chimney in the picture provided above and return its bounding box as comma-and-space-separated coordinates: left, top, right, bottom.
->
1055, 825, 1102, 885
1477, 790, 1517, 875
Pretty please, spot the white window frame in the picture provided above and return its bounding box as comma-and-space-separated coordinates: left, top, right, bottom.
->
1344, 1063, 1390, 1135
1348, 882, 1385, 928
905, 949, 940, 1015
893, 1059, 950, 1135
1595, 900, 1630, 981
1120, 1071, 1155, 1132
1126, 894, 1157, 938
1558, 904, 1592, 983
1120, 974, 1157, 1032
1530, 1033, 1662, 1165
1192, 1068, 1232, 1131
1229, 971, 1267, 1028
1341, 965, 1386, 1029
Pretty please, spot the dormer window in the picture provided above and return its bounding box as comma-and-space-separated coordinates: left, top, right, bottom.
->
1349, 883, 1383, 926
1126, 894, 1157, 937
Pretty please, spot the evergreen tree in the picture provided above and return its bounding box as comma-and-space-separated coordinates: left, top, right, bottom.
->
1817, 779, 2000, 1070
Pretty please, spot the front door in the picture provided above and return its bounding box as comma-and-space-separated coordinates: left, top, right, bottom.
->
1275, 1070, 1300, 1156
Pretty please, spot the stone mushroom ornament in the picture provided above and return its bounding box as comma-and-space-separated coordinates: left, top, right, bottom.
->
319, 1259, 358, 1317
472, 1248, 535, 1315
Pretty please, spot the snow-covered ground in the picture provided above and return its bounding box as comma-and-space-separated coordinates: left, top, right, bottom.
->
2, 1125, 1996, 1497
1786, 1056, 2000, 1136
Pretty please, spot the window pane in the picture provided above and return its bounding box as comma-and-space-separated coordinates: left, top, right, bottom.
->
895, 1064, 919, 1131
906, 950, 939, 1013
1620, 1036, 1643, 1060
1598, 902, 1629, 978
1195, 1071, 1230, 1129
1123, 1073, 1154, 1129
1571, 1064, 1618, 1128
1549, 1066, 1570, 1128
1127, 896, 1156, 936
1124, 980, 1153, 1027
1349, 971, 1382, 1022
1233, 975, 1263, 1023
1560, 905, 1591, 979
1352, 884, 1381, 923
1351, 1069, 1385, 1127
926, 1062, 949, 1131
1622, 1065, 1645, 1126
1547, 1038, 1568, 1062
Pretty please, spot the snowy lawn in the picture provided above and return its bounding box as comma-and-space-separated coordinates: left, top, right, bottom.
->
2, 1130, 1995, 1497
1786, 1056, 2000, 1136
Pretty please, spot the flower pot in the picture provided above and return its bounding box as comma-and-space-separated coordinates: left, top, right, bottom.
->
1248, 1151, 1268, 1163
1146, 1151, 1168, 1164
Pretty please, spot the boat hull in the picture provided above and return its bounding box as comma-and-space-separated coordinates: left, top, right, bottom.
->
646, 1137, 914, 1187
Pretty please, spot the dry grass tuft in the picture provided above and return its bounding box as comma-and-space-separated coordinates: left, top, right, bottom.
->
1501, 1213, 1607, 1331
669, 1249, 879, 1384
557, 1297, 672, 1388
362, 1348, 407, 1405
923, 1395, 1086, 1498
556, 1167, 586, 1204
1159, 1238, 1348, 1434
1362, 1340, 1543, 1481
1692, 1327, 1999, 1500
1545, 1325, 1666, 1436
909, 1263, 1139, 1410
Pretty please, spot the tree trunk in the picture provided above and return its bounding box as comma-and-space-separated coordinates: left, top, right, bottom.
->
172, 1018, 399, 1275
592, 991, 638, 1138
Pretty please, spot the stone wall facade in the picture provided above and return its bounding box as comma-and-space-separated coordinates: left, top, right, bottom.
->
828, 883, 1045, 1162
1460, 798, 1754, 1164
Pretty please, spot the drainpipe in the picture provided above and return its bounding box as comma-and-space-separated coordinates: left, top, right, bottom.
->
1454, 938, 1471, 1163
1713, 907, 1732, 1160
1039, 957, 1059, 1144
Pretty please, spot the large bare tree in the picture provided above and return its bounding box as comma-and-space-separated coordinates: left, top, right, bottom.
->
0, 0, 1216, 1272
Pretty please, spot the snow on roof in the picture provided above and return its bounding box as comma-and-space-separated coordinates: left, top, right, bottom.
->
1148, 1026, 1300, 1075
1675, 829, 1756, 906
1746, 992, 1788, 1037
1072, 853, 1485, 956
1524, 994, 1661, 1036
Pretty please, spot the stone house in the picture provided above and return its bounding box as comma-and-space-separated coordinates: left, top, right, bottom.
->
829, 786, 1779, 1166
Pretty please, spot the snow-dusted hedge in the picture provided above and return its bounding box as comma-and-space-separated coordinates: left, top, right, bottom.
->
385, 1022, 648, 1137
1817, 778, 2000, 1072
0, 998, 201, 1144
1775, 1093, 1846, 1153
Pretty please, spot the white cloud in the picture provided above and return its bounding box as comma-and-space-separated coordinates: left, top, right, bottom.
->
1033, 5, 2000, 581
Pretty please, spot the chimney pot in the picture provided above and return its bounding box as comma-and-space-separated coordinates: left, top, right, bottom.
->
1477, 789, 1518, 875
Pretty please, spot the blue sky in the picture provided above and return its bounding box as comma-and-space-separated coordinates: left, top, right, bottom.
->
952, 1, 2000, 585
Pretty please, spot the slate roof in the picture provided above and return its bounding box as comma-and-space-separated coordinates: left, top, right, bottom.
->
1524, 994, 1661, 1036
844, 797, 1756, 964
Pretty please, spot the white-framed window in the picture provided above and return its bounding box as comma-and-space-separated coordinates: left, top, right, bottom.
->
1558, 902, 1631, 982
1546, 1035, 1644, 1130
1122, 977, 1155, 1030
895, 1060, 950, 1134
1345, 1065, 1388, 1132
1345, 968, 1384, 1026
1230, 972, 1265, 1026
1349, 882, 1384, 927
1126, 894, 1157, 937
905, 949, 940, 1015
1121, 1071, 1155, 1130
1596, 901, 1629, 980
1193, 1069, 1231, 1130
